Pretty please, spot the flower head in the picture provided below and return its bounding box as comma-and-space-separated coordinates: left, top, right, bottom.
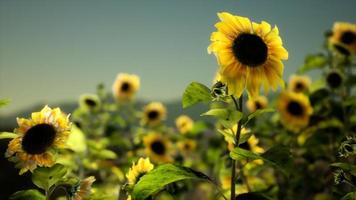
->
142, 102, 167, 127
288, 75, 311, 93
329, 22, 356, 55
112, 73, 140, 101
126, 157, 154, 185
143, 133, 172, 163
72, 176, 96, 200
246, 96, 268, 112
175, 115, 194, 134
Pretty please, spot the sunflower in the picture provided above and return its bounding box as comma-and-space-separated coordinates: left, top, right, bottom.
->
177, 139, 197, 155
6, 105, 71, 174
142, 102, 167, 127
329, 22, 356, 55
112, 73, 140, 101
79, 94, 101, 111
208, 12, 288, 98
72, 176, 96, 200
143, 133, 172, 163
126, 157, 154, 185
288, 75, 311, 93
246, 96, 268, 113
175, 115, 194, 134
277, 91, 313, 132
326, 70, 343, 89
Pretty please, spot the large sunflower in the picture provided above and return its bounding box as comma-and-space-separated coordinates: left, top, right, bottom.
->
112, 73, 140, 101
126, 157, 154, 185
142, 102, 167, 127
288, 75, 311, 93
329, 22, 356, 55
277, 91, 313, 132
6, 105, 71, 174
143, 133, 172, 163
246, 95, 268, 113
208, 12, 288, 98
175, 115, 194, 134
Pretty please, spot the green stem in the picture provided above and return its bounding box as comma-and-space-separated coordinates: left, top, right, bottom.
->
230, 95, 243, 200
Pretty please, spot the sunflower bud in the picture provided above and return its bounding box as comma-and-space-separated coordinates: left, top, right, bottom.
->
211, 81, 228, 100
338, 136, 356, 158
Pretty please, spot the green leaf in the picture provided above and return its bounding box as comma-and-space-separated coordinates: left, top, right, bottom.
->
298, 53, 327, 73
331, 162, 356, 177
182, 82, 212, 108
0, 98, 11, 108
341, 192, 356, 200
201, 108, 242, 128
131, 164, 212, 200
97, 149, 117, 159
230, 145, 292, 176
0, 132, 17, 139
32, 164, 67, 191
10, 189, 45, 200
243, 108, 274, 125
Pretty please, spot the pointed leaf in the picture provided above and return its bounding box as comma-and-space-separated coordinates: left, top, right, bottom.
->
10, 189, 45, 200
182, 82, 212, 108
243, 108, 274, 125
202, 108, 242, 128
341, 192, 356, 200
298, 53, 327, 73
0, 98, 10, 108
32, 164, 67, 191
0, 132, 17, 139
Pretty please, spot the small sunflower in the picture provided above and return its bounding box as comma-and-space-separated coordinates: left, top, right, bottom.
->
6, 105, 71, 174
288, 75, 311, 93
326, 70, 343, 89
143, 133, 172, 163
208, 12, 288, 98
72, 176, 96, 200
175, 115, 194, 134
329, 22, 356, 55
112, 73, 140, 101
142, 102, 167, 127
277, 91, 313, 132
246, 96, 268, 113
177, 139, 197, 155
79, 94, 101, 111
126, 157, 154, 185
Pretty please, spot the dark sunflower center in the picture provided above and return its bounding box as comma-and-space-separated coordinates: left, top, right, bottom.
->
148, 110, 159, 120
184, 143, 191, 150
327, 72, 342, 88
151, 141, 165, 155
121, 82, 130, 92
22, 124, 56, 155
85, 99, 97, 107
232, 33, 268, 67
287, 101, 304, 116
295, 82, 305, 91
255, 101, 262, 110
340, 31, 355, 44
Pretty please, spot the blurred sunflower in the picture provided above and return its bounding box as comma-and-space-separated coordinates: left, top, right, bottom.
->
72, 176, 96, 200
126, 157, 154, 185
142, 102, 167, 127
208, 12, 288, 98
246, 96, 268, 112
175, 115, 194, 134
6, 105, 71, 174
329, 22, 356, 55
112, 73, 140, 101
177, 139, 197, 155
288, 75, 311, 93
143, 133, 172, 163
277, 91, 313, 132
228, 134, 264, 154
326, 70, 343, 89
79, 94, 101, 111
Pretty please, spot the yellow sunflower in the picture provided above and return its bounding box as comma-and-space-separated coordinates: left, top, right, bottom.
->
79, 94, 101, 111
73, 176, 96, 200
277, 91, 313, 132
208, 12, 288, 98
246, 96, 268, 112
177, 139, 197, 155
143, 133, 172, 163
142, 102, 167, 127
112, 73, 140, 101
126, 157, 154, 185
288, 75, 311, 93
175, 115, 194, 134
6, 105, 71, 174
329, 22, 356, 55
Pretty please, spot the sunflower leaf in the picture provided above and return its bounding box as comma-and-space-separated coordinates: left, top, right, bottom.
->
0, 132, 17, 139
10, 189, 45, 200
341, 192, 356, 200
243, 108, 274, 125
32, 164, 67, 191
331, 162, 356, 177
131, 164, 212, 200
201, 108, 242, 128
298, 53, 327, 73
182, 82, 212, 108
0, 98, 11, 108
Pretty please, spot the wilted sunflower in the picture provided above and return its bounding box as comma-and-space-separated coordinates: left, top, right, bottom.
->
79, 94, 101, 111
326, 70, 343, 89
6, 105, 71, 174
175, 115, 194, 134
142, 102, 167, 127
143, 133, 172, 163
277, 91, 313, 132
72, 176, 96, 200
208, 12, 288, 98
246, 96, 268, 112
177, 139, 197, 155
329, 22, 356, 55
288, 75, 311, 93
112, 73, 140, 101
126, 157, 154, 185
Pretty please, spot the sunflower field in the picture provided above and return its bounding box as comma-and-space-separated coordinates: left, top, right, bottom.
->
0, 11, 356, 200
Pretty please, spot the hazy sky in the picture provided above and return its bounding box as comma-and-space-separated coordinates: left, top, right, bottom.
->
1, 0, 356, 115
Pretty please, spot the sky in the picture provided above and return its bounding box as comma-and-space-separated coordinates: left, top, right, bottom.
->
0, 0, 356, 115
